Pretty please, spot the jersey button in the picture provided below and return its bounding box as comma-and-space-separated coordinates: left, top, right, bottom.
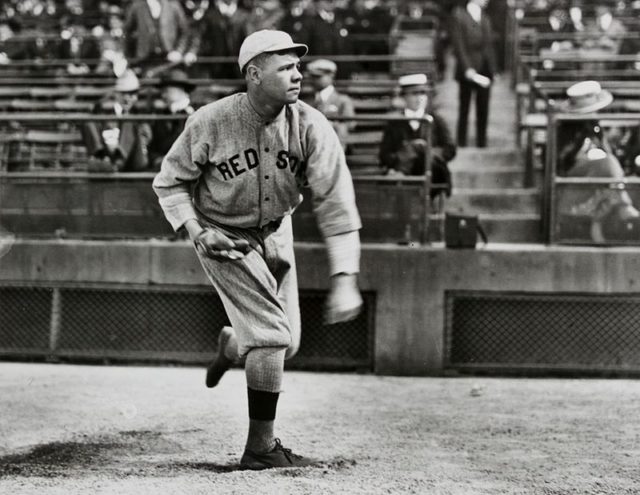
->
264, 197, 270, 201
264, 147, 270, 152
264, 175, 269, 179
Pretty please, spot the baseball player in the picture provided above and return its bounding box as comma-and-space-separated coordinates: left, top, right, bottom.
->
152, 29, 363, 470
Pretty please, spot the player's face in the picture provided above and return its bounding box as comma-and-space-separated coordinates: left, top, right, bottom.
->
258, 52, 303, 105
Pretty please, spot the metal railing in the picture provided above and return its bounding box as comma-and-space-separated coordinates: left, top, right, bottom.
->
544, 112, 640, 245
0, 113, 444, 244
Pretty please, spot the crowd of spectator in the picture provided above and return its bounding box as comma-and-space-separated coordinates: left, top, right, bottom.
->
521, 0, 640, 60
0, 0, 460, 78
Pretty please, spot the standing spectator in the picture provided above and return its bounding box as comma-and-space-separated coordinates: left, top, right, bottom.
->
449, 0, 497, 148
93, 4, 128, 76
305, 0, 351, 57
148, 69, 195, 169
246, 0, 285, 33
343, 0, 391, 74
189, 0, 250, 79
82, 69, 152, 172
379, 73, 456, 199
278, 0, 313, 48
306, 58, 355, 151
123, 0, 194, 76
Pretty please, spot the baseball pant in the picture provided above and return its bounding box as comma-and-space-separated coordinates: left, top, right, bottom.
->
194, 215, 301, 360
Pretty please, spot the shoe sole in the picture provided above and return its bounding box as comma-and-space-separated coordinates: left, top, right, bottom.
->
205, 328, 232, 388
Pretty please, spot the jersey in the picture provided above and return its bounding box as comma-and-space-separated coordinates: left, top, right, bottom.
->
152, 92, 361, 239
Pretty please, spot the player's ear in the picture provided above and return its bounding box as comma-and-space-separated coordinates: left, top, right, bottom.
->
246, 64, 262, 85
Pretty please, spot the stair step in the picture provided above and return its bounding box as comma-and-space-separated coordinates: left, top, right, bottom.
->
452, 147, 523, 169
429, 213, 542, 243
452, 166, 526, 188
446, 188, 540, 214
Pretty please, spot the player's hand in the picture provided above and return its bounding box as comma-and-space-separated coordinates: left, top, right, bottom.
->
193, 228, 251, 261
324, 273, 363, 325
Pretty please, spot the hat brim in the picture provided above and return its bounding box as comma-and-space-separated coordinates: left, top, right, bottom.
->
264, 42, 308, 58
561, 90, 613, 114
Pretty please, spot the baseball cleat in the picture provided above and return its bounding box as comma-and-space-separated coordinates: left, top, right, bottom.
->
205, 326, 233, 388
240, 438, 318, 470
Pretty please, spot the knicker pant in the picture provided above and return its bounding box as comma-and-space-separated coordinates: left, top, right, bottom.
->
194, 215, 301, 360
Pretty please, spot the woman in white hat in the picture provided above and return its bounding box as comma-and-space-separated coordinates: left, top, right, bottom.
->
555, 80, 640, 243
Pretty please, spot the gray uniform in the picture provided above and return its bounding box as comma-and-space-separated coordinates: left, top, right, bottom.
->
153, 93, 361, 357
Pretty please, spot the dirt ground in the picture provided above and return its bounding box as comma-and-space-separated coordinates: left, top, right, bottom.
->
1, 362, 639, 494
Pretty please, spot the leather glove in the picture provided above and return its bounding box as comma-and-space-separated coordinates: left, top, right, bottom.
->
193, 228, 251, 261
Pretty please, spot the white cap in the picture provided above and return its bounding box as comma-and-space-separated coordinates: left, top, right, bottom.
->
398, 73, 428, 88
238, 30, 308, 71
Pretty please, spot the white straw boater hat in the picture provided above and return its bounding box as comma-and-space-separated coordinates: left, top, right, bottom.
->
562, 80, 613, 113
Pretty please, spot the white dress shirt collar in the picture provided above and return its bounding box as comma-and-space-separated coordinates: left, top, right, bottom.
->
404, 107, 425, 131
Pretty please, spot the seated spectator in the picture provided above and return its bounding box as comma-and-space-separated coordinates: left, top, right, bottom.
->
0, 17, 28, 63
148, 68, 195, 169
82, 69, 152, 172
583, 2, 627, 55
123, 0, 195, 77
379, 73, 456, 199
556, 80, 640, 243
539, 5, 576, 54
305, 59, 354, 151
93, 4, 129, 76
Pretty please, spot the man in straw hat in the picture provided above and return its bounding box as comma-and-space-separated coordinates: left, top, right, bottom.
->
148, 68, 196, 169
153, 29, 363, 469
82, 69, 152, 172
556, 80, 639, 243
379, 73, 456, 199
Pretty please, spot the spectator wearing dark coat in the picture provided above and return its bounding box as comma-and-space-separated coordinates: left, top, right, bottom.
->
82, 70, 152, 172
148, 69, 195, 169
379, 74, 456, 199
189, 0, 251, 79
449, 0, 497, 148
123, 0, 193, 73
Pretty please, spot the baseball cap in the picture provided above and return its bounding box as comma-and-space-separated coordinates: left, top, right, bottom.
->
306, 59, 337, 76
238, 30, 308, 71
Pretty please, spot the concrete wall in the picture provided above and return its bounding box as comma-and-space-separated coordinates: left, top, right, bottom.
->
2, 240, 640, 375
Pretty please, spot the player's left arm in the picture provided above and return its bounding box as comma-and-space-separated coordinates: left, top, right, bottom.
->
303, 111, 363, 324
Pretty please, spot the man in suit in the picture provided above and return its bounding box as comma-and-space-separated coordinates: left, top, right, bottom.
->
123, 0, 194, 74
189, 0, 251, 79
379, 73, 456, 199
449, 0, 497, 148
82, 69, 152, 172
306, 58, 355, 150
148, 69, 195, 170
